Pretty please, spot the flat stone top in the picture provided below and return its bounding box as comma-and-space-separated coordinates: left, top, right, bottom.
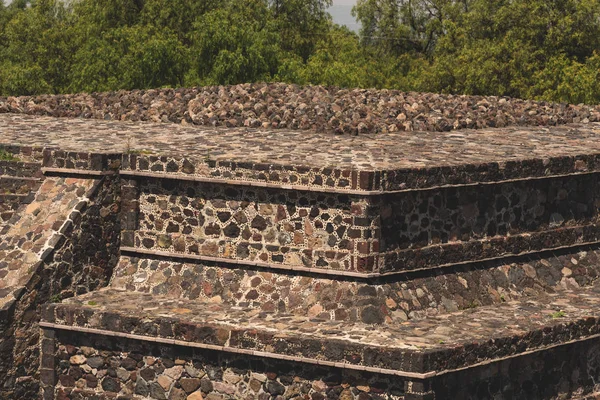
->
46, 283, 600, 374
4, 114, 600, 191
3, 113, 600, 170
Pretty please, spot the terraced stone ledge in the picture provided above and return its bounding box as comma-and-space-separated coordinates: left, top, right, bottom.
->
41, 283, 600, 376
2, 114, 600, 192
4, 114, 600, 276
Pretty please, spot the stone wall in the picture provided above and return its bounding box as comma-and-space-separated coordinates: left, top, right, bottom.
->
3, 111, 600, 399
111, 245, 600, 324
378, 173, 600, 272
429, 337, 600, 399
0, 147, 44, 226
129, 178, 374, 272
42, 327, 600, 400
119, 171, 600, 276
380, 174, 600, 250
43, 329, 407, 400
0, 175, 121, 399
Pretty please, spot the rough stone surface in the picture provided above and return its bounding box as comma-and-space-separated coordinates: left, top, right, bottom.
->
110, 247, 600, 322
0, 172, 121, 399
3, 114, 600, 192
2, 83, 600, 135
0, 111, 599, 399
51, 330, 408, 399
44, 282, 600, 374
47, 327, 600, 400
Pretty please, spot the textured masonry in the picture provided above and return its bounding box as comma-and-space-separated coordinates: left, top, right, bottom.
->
2, 113, 600, 399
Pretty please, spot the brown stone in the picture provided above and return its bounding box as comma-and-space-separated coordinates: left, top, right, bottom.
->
180, 378, 202, 393
187, 392, 204, 400
157, 375, 173, 391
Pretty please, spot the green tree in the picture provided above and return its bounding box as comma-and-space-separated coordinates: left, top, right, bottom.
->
269, 0, 332, 61
140, 0, 219, 43
424, 0, 600, 98
353, 0, 467, 56
69, 25, 188, 92
0, 0, 72, 95
530, 53, 600, 105
188, 0, 282, 85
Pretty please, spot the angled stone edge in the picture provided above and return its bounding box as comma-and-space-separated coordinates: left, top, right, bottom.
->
41, 167, 115, 177
120, 246, 380, 279
38, 154, 600, 195
0, 178, 101, 324
122, 237, 600, 279
38, 322, 600, 381
37, 321, 433, 379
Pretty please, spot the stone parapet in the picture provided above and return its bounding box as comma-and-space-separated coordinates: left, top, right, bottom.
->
1, 114, 600, 192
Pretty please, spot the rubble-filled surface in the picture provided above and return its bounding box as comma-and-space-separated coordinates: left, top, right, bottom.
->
2, 83, 600, 135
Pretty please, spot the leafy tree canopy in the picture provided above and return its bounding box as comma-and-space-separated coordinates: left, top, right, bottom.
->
0, 0, 599, 105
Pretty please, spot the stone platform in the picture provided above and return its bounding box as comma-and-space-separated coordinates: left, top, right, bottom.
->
0, 112, 599, 399
41, 283, 600, 375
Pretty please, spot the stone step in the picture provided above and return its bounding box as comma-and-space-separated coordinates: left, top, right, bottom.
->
40, 281, 600, 399
0, 160, 42, 178
0, 175, 42, 195
113, 243, 600, 323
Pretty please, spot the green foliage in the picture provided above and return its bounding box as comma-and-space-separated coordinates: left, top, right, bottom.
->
0, 0, 599, 104
69, 26, 188, 92
365, 0, 600, 101
0, 148, 18, 161
270, 0, 333, 61
49, 294, 62, 303
278, 26, 378, 88
188, 0, 282, 86
530, 54, 600, 105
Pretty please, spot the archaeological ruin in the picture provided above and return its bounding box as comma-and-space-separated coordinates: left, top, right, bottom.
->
1, 86, 600, 399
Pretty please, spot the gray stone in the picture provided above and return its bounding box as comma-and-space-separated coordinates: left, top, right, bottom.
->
135, 377, 149, 396
87, 356, 104, 369
200, 378, 213, 393
101, 377, 121, 393
149, 381, 168, 400
360, 305, 384, 324
266, 380, 285, 396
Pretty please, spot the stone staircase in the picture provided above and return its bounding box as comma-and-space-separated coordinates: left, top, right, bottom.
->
0, 143, 122, 399
0, 159, 44, 227
1, 114, 600, 399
